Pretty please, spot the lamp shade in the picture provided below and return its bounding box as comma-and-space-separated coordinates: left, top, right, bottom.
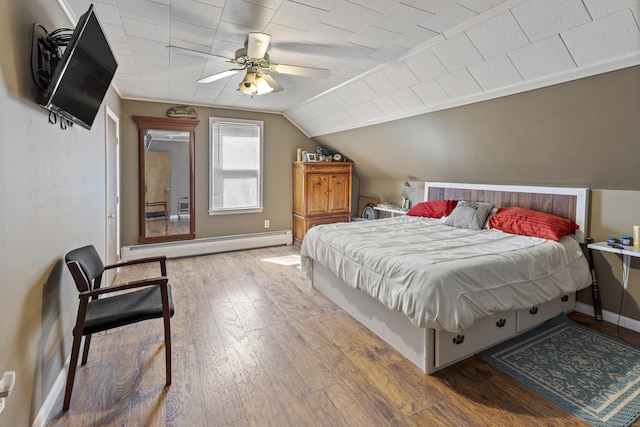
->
254, 76, 274, 95
238, 72, 274, 96
238, 72, 257, 95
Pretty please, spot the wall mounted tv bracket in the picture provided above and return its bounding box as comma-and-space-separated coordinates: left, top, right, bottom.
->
31, 24, 74, 128
35, 34, 60, 88
31, 24, 73, 90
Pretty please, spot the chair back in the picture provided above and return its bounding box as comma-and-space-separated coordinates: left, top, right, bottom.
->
65, 245, 105, 292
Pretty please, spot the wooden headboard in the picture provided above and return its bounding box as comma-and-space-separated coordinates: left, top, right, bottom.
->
425, 182, 590, 243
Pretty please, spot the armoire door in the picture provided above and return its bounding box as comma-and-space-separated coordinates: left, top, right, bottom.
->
306, 174, 330, 215
327, 173, 351, 214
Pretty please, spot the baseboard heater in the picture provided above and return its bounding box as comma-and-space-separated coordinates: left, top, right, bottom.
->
120, 230, 292, 261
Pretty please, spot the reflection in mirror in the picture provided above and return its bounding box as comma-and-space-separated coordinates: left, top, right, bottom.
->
134, 116, 198, 244
144, 130, 189, 237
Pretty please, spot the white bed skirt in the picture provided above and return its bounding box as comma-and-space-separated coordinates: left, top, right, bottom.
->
311, 260, 576, 374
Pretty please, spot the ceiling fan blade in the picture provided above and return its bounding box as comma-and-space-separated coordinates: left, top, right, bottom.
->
247, 32, 271, 59
197, 69, 240, 84
262, 74, 283, 93
269, 63, 330, 79
166, 45, 232, 61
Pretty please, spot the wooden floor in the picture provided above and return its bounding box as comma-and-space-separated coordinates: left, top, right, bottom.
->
46, 245, 640, 427
145, 216, 190, 237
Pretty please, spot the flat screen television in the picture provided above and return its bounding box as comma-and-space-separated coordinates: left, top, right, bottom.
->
38, 4, 117, 130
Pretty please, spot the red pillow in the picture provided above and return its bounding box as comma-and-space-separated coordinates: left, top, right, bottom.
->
488, 206, 579, 241
407, 200, 458, 218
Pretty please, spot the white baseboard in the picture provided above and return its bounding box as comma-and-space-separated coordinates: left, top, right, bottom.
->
32, 358, 69, 427
121, 230, 292, 261
575, 301, 640, 333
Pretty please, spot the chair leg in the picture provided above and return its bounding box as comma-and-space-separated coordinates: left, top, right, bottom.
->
163, 313, 172, 386
63, 332, 83, 410
81, 334, 92, 365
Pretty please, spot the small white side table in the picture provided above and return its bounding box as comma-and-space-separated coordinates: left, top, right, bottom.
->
587, 241, 640, 290
373, 205, 408, 217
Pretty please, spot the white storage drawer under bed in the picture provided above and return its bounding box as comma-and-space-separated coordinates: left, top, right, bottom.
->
517, 292, 575, 332
434, 293, 575, 370
435, 311, 516, 368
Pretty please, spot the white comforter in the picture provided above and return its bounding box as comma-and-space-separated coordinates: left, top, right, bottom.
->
300, 216, 591, 333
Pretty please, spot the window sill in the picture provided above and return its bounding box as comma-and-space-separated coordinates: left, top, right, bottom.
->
208, 207, 264, 215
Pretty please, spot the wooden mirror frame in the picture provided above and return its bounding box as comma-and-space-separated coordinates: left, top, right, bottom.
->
133, 115, 198, 244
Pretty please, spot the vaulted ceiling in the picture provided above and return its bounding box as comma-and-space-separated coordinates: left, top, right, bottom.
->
60, 0, 640, 137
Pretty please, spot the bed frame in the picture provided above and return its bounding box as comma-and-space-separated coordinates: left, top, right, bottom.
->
310, 182, 590, 374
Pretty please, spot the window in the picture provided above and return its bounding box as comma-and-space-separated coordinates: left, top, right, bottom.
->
209, 118, 263, 215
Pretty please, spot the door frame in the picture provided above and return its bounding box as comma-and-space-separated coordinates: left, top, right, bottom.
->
105, 106, 120, 277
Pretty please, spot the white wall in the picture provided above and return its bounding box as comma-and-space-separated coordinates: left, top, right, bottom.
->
0, 1, 119, 425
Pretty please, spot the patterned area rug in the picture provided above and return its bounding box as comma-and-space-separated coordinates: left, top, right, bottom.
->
478, 313, 640, 427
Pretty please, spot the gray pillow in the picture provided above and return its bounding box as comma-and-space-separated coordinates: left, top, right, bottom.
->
444, 201, 494, 230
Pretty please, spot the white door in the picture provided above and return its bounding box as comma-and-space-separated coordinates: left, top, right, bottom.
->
105, 107, 120, 284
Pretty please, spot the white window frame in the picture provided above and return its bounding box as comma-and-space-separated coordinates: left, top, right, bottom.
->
208, 117, 264, 215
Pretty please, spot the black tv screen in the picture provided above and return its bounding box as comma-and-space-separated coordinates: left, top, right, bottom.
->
39, 4, 117, 130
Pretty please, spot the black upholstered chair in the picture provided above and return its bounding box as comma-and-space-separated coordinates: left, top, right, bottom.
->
63, 244, 174, 410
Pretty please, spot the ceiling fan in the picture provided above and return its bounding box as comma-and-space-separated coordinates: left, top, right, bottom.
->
167, 33, 331, 97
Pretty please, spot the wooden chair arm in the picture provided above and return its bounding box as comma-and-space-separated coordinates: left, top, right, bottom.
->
80, 276, 169, 299
104, 256, 167, 270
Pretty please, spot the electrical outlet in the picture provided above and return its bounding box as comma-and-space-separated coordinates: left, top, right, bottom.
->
264, 220, 270, 228
0, 372, 15, 399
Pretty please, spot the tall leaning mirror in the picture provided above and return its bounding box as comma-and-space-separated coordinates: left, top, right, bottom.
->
134, 115, 198, 244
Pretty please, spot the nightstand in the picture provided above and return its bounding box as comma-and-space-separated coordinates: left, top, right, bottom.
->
373, 205, 408, 217
587, 241, 640, 290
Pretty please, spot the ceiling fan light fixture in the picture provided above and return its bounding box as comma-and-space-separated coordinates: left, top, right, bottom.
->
238, 72, 274, 97
255, 75, 274, 95
177, 32, 330, 94
238, 72, 257, 95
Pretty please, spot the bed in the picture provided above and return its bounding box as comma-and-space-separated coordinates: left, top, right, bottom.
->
300, 182, 592, 373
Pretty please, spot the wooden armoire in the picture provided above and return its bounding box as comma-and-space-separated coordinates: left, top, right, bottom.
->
293, 162, 353, 246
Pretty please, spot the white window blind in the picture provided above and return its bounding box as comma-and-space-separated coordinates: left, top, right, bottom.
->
209, 118, 263, 214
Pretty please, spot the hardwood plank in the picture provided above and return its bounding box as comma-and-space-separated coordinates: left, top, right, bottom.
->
162, 343, 207, 427
313, 310, 405, 367
245, 327, 326, 426
317, 382, 398, 427
429, 360, 569, 426
411, 400, 486, 427
255, 304, 337, 392
190, 309, 245, 425
315, 343, 412, 425
210, 291, 291, 425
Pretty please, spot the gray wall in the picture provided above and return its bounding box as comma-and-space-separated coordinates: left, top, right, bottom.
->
0, 1, 121, 425
317, 66, 640, 190
120, 100, 318, 246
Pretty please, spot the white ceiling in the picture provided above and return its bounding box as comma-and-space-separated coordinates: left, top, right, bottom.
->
60, 0, 640, 137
